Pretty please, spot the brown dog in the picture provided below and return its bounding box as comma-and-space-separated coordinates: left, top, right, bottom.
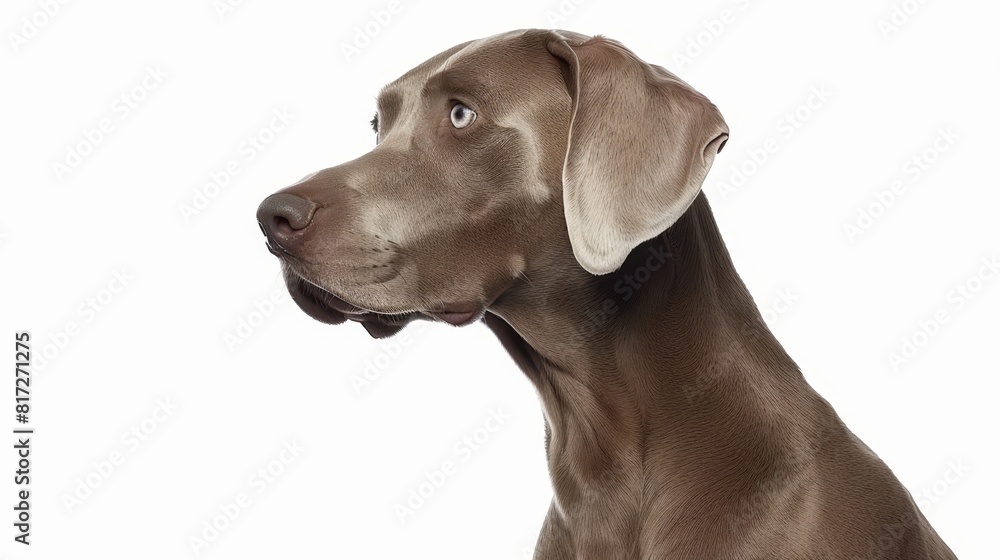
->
256, 29, 958, 559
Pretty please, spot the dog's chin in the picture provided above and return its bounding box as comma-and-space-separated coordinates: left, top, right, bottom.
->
283, 269, 418, 339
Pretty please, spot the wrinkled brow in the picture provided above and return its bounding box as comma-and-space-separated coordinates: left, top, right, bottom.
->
375, 86, 403, 128
421, 65, 490, 105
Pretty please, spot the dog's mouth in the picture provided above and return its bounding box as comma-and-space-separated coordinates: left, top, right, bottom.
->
283, 268, 418, 338
282, 266, 487, 338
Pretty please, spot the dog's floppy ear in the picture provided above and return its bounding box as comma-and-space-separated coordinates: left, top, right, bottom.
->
546, 31, 729, 275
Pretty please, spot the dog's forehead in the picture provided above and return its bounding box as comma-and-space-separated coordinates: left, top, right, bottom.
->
440, 30, 531, 69
378, 29, 579, 105
375, 34, 495, 102
376, 41, 465, 109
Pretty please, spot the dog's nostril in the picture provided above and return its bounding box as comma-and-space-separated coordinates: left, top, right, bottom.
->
257, 222, 267, 237
256, 192, 319, 249
271, 215, 295, 236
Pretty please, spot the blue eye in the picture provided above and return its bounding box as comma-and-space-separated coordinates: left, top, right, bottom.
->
449, 103, 477, 129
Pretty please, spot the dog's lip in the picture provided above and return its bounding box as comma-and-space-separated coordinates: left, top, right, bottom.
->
286, 273, 353, 325
283, 267, 486, 328
426, 307, 483, 326
284, 268, 419, 330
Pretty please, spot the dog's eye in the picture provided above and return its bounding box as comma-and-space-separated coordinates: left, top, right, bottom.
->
450, 103, 476, 129
370, 113, 379, 133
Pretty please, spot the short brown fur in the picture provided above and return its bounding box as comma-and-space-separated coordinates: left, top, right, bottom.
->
257, 29, 958, 559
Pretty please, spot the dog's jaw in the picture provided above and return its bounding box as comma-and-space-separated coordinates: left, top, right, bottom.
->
282, 265, 418, 338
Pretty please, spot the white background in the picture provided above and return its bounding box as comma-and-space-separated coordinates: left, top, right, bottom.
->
2, 0, 998, 558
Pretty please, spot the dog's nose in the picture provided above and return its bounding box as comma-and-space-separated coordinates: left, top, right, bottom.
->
256, 193, 318, 252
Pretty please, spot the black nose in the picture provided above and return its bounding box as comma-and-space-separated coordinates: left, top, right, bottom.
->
256, 193, 318, 253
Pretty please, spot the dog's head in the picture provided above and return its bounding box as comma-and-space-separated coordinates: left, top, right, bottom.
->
256, 29, 727, 338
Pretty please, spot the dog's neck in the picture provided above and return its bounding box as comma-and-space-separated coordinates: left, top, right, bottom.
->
485, 192, 832, 543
